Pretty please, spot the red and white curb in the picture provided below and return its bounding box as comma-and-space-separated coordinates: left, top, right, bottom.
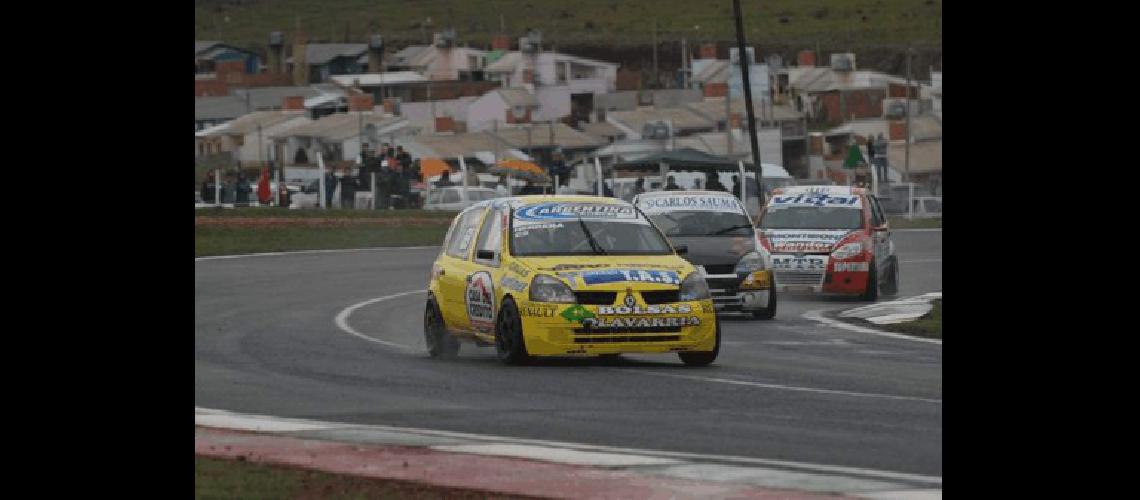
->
196, 407, 941, 499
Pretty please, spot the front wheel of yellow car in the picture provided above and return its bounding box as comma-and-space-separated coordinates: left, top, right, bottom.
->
495, 298, 531, 365
679, 320, 720, 366
424, 295, 459, 359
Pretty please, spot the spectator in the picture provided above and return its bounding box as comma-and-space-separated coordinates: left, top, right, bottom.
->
729, 175, 740, 197
396, 146, 412, 171
633, 177, 646, 196
201, 171, 217, 203
495, 177, 511, 197
257, 168, 272, 205
340, 165, 357, 209
705, 172, 727, 192
235, 173, 252, 203
866, 135, 876, 161
436, 169, 455, 188
664, 175, 682, 191
324, 168, 337, 207
375, 159, 393, 209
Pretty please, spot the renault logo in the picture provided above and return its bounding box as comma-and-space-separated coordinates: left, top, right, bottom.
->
624, 291, 636, 308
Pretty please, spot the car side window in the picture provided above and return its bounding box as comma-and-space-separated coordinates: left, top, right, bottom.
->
442, 189, 460, 204
428, 190, 442, 204
473, 208, 505, 266
446, 208, 486, 259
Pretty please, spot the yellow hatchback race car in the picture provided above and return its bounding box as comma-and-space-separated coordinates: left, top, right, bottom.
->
425, 195, 720, 366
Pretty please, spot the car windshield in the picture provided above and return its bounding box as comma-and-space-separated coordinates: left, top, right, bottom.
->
648, 211, 754, 236
760, 206, 863, 230
510, 202, 673, 256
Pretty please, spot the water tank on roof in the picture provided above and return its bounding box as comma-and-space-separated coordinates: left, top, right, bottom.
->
885, 101, 906, 118
269, 31, 284, 46
435, 28, 456, 48
642, 121, 671, 140
830, 53, 855, 72
369, 34, 384, 49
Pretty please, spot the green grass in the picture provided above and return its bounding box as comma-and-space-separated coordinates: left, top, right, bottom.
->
196, 0, 941, 51
888, 215, 941, 229
195, 225, 450, 257
876, 299, 941, 339
195, 456, 530, 499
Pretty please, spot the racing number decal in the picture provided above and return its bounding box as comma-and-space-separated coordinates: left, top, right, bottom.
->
465, 271, 496, 330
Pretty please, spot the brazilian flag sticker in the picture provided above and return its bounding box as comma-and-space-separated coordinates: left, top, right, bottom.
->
560, 304, 596, 323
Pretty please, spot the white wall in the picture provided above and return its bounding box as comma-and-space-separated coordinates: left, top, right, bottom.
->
467, 92, 508, 132
238, 116, 310, 163
534, 86, 571, 122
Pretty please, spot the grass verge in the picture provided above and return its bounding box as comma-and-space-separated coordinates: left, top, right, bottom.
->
195, 225, 449, 257
194, 207, 458, 219
196, 456, 531, 499
874, 299, 941, 339
888, 216, 942, 229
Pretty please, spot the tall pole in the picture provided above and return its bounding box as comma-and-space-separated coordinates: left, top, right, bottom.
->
904, 46, 913, 185
681, 38, 688, 89
732, 0, 763, 204
725, 84, 733, 157
652, 19, 658, 89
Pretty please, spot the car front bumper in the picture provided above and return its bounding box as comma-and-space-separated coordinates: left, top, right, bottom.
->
516, 299, 718, 356
706, 270, 773, 312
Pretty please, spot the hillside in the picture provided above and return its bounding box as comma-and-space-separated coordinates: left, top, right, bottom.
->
196, 0, 942, 75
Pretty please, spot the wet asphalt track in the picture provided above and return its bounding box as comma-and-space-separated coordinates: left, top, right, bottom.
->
195, 230, 942, 476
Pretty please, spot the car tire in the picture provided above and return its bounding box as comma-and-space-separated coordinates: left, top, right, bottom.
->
751, 287, 778, 320
679, 320, 720, 366
495, 298, 531, 365
860, 261, 880, 302
424, 295, 459, 358
881, 256, 900, 297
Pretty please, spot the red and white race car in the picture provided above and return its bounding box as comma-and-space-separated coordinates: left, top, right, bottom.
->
756, 186, 899, 300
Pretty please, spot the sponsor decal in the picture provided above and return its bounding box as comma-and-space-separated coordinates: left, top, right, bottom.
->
623, 291, 636, 308
833, 261, 870, 272
582, 316, 702, 328
457, 227, 477, 252
515, 202, 638, 222
559, 304, 596, 323
639, 195, 745, 215
522, 305, 558, 317
770, 193, 862, 208
508, 262, 531, 277
549, 263, 610, 271
465, 271, 495, 329
772, 255, 827, 270
701, 302, 715, 314
580, 268, 681, 286
764, 230, 850, 253
597, 304, 693, 315
513, 222, 563, 233
501, 276, 528, 292
565, 348, 588, 354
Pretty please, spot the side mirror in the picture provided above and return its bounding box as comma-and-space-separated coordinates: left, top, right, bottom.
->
476, 249, 496, 260
674, 245, 688, 256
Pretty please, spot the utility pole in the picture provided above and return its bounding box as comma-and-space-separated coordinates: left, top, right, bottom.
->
732, 0, 763, 202
652, 19, 658, 89
904, 46, 913, 184
725, 86, 733, 157
680, 38, 688, 89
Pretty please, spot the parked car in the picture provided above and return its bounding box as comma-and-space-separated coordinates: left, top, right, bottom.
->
424, 196, 720, 365
634, 190, 777, 319
756, 185, 899, 301
423, 186, 500, 211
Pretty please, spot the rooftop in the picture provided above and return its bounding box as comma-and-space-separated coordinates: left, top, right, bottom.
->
607, 106, 716, 132
330, 72, 428, 87
201, 110, 308, 137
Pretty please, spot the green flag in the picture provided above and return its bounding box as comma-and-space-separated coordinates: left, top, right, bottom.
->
843, 144, 865, 170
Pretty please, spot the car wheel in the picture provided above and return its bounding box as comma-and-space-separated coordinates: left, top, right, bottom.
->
881, 256, 900, 297
495, 298, 531, 365
859, 261, 880, 302
751, 287, 778, 320
424, 295, 459, 358
679, 320, 720, 366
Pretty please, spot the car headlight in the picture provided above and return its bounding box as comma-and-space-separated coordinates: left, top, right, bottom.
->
735, 251, 767, 273
679, 272, 711, 301
831, 241, 867, 260
529, 274, 575, 303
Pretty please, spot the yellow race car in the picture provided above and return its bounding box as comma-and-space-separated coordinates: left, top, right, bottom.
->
425, 195, 720, 366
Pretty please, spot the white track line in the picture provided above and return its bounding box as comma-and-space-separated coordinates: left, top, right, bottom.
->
333, 290, 425, 350
195, 246, 438, 261
195, 406, 942, 486
618, 369, 941, 404
803, 309, 942, 345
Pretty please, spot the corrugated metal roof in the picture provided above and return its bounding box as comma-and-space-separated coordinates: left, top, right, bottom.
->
195, 41, 221, 55
405, 132, 503, 159
195, 96, 247, 121
204, 111, 308, 137
485, 51, 618, 73
232, 86, 323, 109
490, 123, 604, 149
497, 88, 539, 107
683, 99, 803, 122
579, 121, 626, 139
692, 60, 731, 84
791, 68, 908, 92
607, 106, 715, 132
330, 72, 427, 87
269, 112, 403, 140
